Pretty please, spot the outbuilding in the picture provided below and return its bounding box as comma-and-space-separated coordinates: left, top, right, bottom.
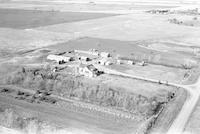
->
98, 58, 112, 66
76, 64, 100, 78
137, 61, 147, 66
78, 56, 90, 62
127, 60, 134, 65
47, 54, 73, 63
100, 52, 110, 58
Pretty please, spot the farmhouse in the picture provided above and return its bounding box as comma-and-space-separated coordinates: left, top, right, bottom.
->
76, 64, 100, 78
100, 52, 110, 58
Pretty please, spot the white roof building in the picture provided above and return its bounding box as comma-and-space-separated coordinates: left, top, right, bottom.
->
75, 49, 99, 56
47, 54, 72, 63
98, 58, 112, 66
100, 52, 110, 58
137, 61, 147, 66
127, 60, 134, 65
75, 64, 99, 78
78, 56, 90, 61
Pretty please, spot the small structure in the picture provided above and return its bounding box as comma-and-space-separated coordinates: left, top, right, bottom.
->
89, 49, 99, 56
137, 61, 147, 66
116, 59, 134, 65
117, 60, 123, 65
75, 49, 99, 56
78, 56, 90, 62
76, 64, 100, 78
52, 67, 58, 72
98, 58, 112, 66
100, 52, 110, 58
47, 54, 73, 63
127, 60, 134, 65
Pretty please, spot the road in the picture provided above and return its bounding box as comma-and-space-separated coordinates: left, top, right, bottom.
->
166, 78, 200, 134
94, 64, 200, 134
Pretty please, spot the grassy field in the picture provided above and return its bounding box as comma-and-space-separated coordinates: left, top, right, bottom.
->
151, 88, 187, 134
184, 98, 200, 134
0, 8, 116, 29
0, 1, 179, 13
0, 96, 140, 134
110, 64, 189, 84
36, 12, 200, 46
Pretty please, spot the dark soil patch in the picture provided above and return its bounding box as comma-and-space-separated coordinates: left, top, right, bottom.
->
0, 8, 116, 29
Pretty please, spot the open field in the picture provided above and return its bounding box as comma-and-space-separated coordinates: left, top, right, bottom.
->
184, 98, 200, 134
0, 8, 116, 29
36, 12, 200, 47
0, 96, 138, 134
0, 8, 116, 57
110, 64, 189, 84
0, 28, 72, 58
0, 1, 179, 14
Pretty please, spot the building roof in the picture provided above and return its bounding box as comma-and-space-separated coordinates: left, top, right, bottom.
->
87, 64, 97, 71
79, 64, 98, 72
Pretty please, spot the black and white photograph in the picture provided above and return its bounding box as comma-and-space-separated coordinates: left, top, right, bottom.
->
0, 0, 199, 134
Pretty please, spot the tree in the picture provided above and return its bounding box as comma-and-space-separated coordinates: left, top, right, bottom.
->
36, 80, 46, 90
46, 80, 54, 91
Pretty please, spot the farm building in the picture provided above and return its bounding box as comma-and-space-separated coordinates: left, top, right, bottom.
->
117, 59, 134, 65
75, 64, 100, 78
100, 52, 110, 58
137, 61, 147, 66
127, 60, 134, 65
89, 49, 99, 56
75, 49, 99, 56
117, 60, 123, 64
98, 58, 112, 66
78, 56, 90, 62
47, 54, 73, 63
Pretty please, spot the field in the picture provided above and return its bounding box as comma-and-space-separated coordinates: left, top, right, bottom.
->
184, 98, 200, 134
36, 12, 200, 46
0, 8, 116, 56
0, 95, 139, 134
0, 1, 179, 13
0, 8, 116, 29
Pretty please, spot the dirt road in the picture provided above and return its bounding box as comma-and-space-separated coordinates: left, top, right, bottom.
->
166, 78, 200, 134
